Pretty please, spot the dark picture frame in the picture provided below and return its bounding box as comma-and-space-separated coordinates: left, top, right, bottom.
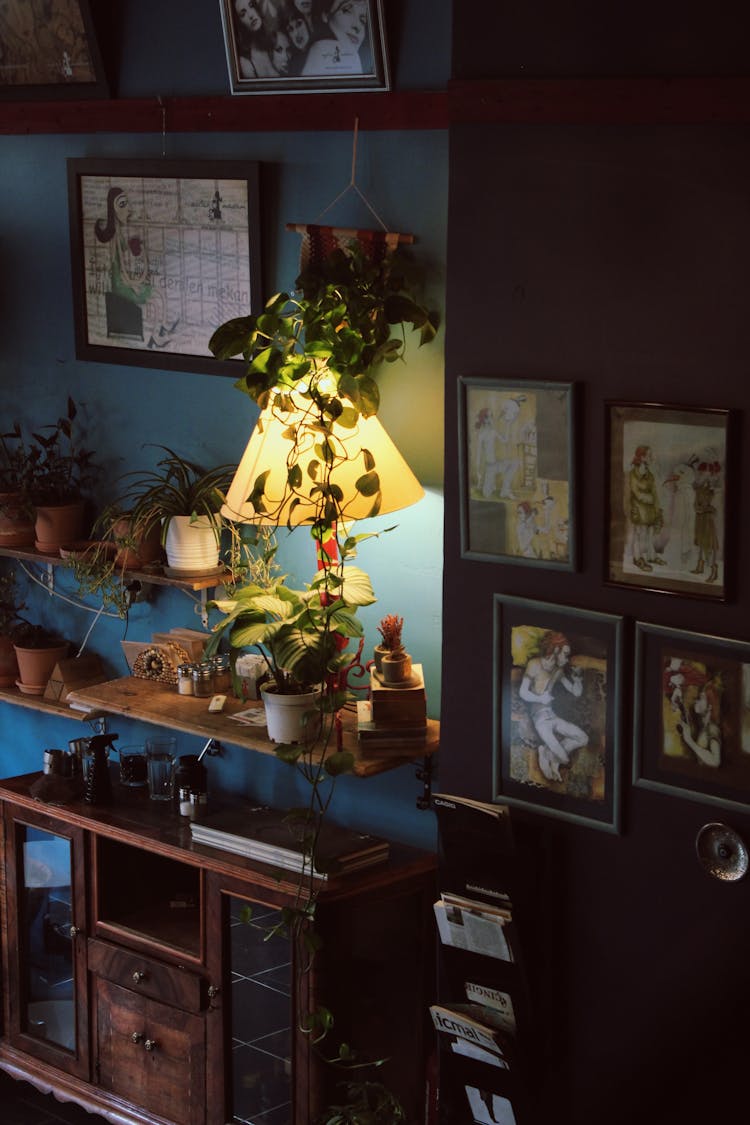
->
605, 401, 731, 600
219, 0, 389, 95
493, 596, 623, 833
458, 377, 576, 570
0, 0, 108, 100
67, 158, 262, 377
634, 621, 750, 813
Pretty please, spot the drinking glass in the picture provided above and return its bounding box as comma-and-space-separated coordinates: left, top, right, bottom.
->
119, 745, 147, 788
146, 737, 176, 801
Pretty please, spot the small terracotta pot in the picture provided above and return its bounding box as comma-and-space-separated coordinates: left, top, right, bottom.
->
34, 500, 85, 555
111, 516, 163, 569
14, 640, 69, 694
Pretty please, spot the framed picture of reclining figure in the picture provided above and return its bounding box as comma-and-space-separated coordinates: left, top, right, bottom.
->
493, 595, 623, 834
67, 158, 262, 377
605, 401, 732, 601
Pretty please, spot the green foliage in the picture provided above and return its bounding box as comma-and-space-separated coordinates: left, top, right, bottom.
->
209, 245, 439, 417
5, 397, 97, 507
105, 445, 235, 547
315, 1080, 408, 1125
0, 570, 27, 637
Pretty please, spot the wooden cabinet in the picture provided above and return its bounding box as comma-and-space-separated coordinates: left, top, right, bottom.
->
0, 773, 435, 1125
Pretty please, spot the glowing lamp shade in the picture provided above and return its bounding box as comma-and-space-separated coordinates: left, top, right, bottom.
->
221, 405, 425, 526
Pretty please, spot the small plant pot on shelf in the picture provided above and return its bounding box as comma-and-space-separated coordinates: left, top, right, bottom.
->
111, 516, 163, 570
164, 515, 221, 576
261, 684, 322, 745
0, 492, 35, 549
380, 651, 413, 684
34, 501, 85, 556
13, 639, 69, 696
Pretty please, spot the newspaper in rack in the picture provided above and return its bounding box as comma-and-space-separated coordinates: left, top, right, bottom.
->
430, 1004, 510, 1062
433, 893, 514, 962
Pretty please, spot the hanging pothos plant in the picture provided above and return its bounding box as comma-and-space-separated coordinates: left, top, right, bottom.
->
207, 242, 439, 1117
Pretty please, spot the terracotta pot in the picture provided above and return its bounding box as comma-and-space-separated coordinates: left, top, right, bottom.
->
111, 516, 163, 569
13, 640, 69, 694
164, 515, 221, 575
373, 643, 389, 675
34, 500, 85, 555
0, 634, 19, 688
260, 684, 322, 745
0, 491, 35, 548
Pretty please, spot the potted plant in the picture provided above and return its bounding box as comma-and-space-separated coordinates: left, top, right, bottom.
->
107, 446, 235, 576
12, 622, 69, 696
0, 423, 35, 548
373, 612, 403, 675
26, 397, 97, 554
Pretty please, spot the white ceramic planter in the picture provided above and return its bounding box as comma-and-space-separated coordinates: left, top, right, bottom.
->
261, 685, 322, 744
164, 515, 220, 574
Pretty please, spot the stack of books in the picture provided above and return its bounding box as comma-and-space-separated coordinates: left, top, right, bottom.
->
357, 663, 428, 755
189, 803, 390, 879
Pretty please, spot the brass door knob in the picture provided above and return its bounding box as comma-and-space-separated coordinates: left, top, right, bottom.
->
207, 984, 220, 999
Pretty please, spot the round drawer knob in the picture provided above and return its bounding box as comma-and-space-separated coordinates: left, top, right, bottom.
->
69, 925, 82, 938
208, 984, 220, 999
144, 1039, 158, 1052
132, 970, 147, 984
131, 1032, 144, 1044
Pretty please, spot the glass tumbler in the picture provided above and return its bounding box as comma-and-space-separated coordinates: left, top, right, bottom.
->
119, 744, 148, 787
146, 737, 177, 801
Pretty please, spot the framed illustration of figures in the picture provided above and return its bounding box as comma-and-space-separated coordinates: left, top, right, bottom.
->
219, 0, 390, 95
458, 377, 576, 570
67, 158, 262, 377
493, 596, 623, 833
605, 401, 731, 600
0, 0, 108, 100
634, 622, 750, 813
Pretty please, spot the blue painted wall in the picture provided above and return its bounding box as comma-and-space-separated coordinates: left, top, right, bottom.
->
0, 2, 450, 851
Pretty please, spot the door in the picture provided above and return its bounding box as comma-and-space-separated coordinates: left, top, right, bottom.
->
3, 803, 89, 1079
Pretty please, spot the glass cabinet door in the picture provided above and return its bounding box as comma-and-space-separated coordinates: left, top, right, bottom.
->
5, 808, 89, 1079
227, 896, 293, 1125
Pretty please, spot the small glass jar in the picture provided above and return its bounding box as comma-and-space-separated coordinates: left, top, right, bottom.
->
177, 663, 195, 696
211, 654, 232, 693
192, 662, 215, 698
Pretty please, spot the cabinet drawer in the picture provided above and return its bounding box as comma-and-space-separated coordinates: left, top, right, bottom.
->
88, 939, 205, 1013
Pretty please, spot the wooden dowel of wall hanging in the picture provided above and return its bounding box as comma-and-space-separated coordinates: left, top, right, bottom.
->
285, 222, 414, 244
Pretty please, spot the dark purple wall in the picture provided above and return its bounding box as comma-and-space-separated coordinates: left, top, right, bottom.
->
442, 9, 750, 1123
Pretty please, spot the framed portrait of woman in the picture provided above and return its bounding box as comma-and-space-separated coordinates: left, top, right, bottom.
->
67, 157, 262, 377
219, 0, 390, 94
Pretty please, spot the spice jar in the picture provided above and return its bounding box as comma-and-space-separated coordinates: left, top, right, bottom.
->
177, 663, 196, 696
211, 653, 231, 693
192, 663, 214, 698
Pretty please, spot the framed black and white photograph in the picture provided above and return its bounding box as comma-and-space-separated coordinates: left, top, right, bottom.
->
493, 596, 623, 833
67, 158, 262, 377
0, 0, 108, 100
458, 377, 576, 569
219, 0, 389, 95
605, 401, 731, 600
634, 621, 750, 814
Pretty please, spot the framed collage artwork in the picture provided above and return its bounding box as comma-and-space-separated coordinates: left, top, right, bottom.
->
67, 158, 262, 377
458, 377, 576, 570
605, 401, 731, 601
634, 622, 750, 814
493, 596, 623, 834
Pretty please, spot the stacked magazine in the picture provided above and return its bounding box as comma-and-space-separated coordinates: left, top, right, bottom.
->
189, 803, 390, 879
430, 979, 517, 1071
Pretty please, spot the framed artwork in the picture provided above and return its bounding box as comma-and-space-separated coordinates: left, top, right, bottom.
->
606, 401, 731, 600
634, 621, 750, 813
458, 377, 576, 570
67, 158, 262, 377
493, 596, 623, 833
0, 0, 108, 100
219, 0, 390, 95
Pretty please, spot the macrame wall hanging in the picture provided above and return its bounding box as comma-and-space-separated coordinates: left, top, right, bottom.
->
286, 117, 414, 273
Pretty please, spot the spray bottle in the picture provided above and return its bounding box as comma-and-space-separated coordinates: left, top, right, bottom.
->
83, 733, 119, 806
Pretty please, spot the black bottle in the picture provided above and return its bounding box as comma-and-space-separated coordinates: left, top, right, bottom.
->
83, 733, 119, 806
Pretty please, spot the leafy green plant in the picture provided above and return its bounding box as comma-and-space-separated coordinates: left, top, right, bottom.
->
27, 396, 97, 506
62, 542, 136, 619
376, 613, 404, 653
0, 422, 33, 496
315, 1080, 408, 1125
0, 571, 28, 640
105, 445, 235, 547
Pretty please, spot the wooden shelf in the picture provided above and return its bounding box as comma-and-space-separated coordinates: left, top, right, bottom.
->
0, 545, 228, 592
0, 686, 89, 721
3, 79, 750, 136
65, 676, 438, 778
